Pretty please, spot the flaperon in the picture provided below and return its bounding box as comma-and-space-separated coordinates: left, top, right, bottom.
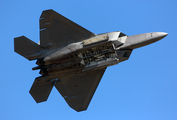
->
14, 9, 168, 112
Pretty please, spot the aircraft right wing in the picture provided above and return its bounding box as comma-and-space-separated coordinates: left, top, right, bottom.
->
55, 68, 106, 112
40, 9, 95, 49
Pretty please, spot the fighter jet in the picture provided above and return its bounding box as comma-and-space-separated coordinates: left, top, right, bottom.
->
14, 9, 168, 112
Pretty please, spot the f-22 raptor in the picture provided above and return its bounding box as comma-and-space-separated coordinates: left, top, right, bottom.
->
14, 9, 168, 112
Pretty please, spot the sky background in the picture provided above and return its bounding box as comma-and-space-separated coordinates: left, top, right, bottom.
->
0, 0, 177, 120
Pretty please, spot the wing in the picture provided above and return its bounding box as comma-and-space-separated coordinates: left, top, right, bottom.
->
55, 68, 106, 112
40, 9, 95, 49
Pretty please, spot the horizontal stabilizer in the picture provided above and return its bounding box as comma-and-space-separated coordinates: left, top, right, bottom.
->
29, 76, 56, 103
14, 36, 44, 60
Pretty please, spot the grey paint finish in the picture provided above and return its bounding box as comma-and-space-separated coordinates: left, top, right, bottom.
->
30, 77, 55, 103
39, 9, 95, 49
119, 32, 168, 49
14, 36, 44, 60
55, 68, 106, 112
14, 9, 168, 112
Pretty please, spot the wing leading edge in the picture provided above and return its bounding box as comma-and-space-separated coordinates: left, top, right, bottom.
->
55, 68, 106, 112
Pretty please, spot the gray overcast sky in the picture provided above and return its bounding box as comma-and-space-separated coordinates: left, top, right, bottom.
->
0, 0, 177, 120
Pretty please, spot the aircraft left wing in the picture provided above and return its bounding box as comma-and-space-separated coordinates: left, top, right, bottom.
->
40, 9, 95, 49
55, 68, 106, 112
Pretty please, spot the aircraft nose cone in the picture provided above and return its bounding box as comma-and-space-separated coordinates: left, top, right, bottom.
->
159, 32, 168, 36
119, 32, 168, 49
153, 32, 168, 39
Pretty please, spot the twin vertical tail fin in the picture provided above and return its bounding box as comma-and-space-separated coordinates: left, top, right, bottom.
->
14, 36, 44, 60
